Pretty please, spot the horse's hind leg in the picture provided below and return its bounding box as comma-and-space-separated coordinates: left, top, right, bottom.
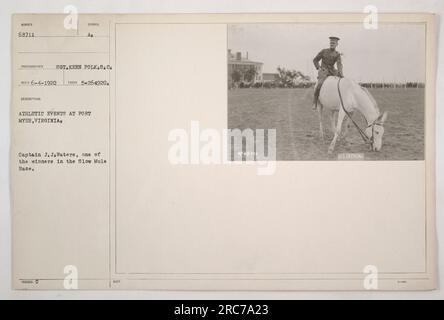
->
330, 110, 337, 134
318, 105, 324, 142
328, 108, 346, 154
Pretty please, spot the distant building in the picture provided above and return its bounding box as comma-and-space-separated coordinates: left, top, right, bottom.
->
262, 73, 279, 83
227, 50, 263, 85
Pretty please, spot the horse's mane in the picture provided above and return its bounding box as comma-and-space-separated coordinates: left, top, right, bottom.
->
359, 86, 380, 113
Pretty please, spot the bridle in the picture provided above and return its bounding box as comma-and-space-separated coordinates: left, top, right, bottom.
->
337, 78, 383, 148
366, 121, 383, 146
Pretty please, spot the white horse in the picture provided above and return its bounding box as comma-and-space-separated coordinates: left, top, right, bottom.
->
317, 76, 388, 154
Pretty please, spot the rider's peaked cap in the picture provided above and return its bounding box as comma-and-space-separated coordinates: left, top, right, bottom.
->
329, 36, 340, 41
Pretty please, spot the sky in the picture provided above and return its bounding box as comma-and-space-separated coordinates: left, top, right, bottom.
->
228, 23, 426, 83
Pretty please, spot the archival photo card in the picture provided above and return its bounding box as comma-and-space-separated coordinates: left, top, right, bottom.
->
11, 13, 436, 291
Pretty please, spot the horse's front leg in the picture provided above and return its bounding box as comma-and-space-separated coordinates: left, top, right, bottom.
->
328, 108, 346, 154
341, 112, 352, 140
318, 106, 324, 142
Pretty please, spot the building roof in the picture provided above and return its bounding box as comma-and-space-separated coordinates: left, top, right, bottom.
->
227, 50, 263, 66
228, 58, 263, 66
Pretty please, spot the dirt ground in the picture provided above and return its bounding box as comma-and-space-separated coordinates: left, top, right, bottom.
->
228, 88, 424, 161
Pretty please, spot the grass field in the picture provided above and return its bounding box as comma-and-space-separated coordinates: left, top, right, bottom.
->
228, 88, 424, 160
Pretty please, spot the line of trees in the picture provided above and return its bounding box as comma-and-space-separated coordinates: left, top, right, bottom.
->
275, 67, 311, 88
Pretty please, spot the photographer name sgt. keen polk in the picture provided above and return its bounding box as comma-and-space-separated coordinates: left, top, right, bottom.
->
168, 121, 277, 175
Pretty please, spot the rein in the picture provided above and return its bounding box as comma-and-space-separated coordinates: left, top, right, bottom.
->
337, 78, 375, 145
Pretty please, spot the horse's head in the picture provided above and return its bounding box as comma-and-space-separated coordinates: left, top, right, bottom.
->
365, 111, 388, 151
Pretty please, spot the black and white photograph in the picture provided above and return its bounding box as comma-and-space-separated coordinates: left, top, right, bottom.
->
228, 23, 426, 160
